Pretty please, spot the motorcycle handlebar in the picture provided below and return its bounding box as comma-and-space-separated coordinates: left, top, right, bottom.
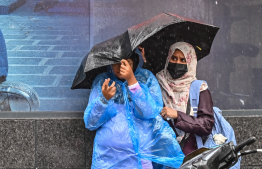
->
234, 137, 256, 153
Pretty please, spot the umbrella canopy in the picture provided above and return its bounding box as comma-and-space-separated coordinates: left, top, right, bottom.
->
71, 13, 219, 89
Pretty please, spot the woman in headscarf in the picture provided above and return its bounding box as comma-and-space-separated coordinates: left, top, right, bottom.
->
156, 42, 215, 156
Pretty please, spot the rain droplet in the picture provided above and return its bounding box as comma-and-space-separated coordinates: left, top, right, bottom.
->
240, 99, 245, 105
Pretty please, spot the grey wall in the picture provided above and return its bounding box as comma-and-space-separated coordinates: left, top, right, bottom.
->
0, 113, 261, 168
90, 0, 262, 110
90, 0, 212, 47
200, 0, 262, 110
0, 117, 95, 168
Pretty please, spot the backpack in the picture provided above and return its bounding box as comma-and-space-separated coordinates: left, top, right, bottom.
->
190, 80, 241, 169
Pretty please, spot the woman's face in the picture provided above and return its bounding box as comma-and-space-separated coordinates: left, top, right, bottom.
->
112, 59, 133, 79
169, 49, 187, 65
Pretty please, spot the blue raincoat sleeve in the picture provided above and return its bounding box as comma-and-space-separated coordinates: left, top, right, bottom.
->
129, 70, 163, 119
84, 74, 117, 131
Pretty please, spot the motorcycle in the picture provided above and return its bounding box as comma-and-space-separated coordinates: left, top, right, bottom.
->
179, 136, 261, 169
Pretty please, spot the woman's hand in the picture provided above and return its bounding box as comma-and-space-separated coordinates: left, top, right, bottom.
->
160, 107, 178, 119
120, 59, 137, 86
102, 78, 116, 100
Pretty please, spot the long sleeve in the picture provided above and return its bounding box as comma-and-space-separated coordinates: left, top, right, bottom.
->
174, 89, 214, 137
129, 71, 163, 119
83, 75, 117, 131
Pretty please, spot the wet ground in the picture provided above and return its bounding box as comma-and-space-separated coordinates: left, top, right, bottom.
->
0, 0, 90, 111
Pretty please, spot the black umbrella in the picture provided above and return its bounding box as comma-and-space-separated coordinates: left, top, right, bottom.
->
71, 13, 219, 89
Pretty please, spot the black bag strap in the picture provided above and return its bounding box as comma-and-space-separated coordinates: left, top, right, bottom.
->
186, 96, 191, 116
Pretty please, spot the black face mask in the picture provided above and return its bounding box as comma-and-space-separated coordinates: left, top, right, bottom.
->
167, 62, 188, 79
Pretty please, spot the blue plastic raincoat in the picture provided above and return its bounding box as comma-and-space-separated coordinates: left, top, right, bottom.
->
0, 29, 8, 78
84, 50, 184, 169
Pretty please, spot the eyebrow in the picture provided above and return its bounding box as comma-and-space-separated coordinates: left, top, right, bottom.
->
178, 54, 185, 58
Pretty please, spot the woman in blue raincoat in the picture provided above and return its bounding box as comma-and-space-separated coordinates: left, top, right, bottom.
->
84, 49, 184, 169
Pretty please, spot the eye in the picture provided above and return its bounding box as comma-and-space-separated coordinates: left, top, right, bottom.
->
171, 56, 177, 61
128, 61, 132, 66
112, 64, 120, 69
181, 58, 186, 63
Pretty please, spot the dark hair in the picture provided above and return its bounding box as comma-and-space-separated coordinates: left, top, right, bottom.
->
129, 52, 139, 72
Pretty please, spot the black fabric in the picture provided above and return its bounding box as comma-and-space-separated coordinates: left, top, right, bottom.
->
167, 62, 188, 79
71, 31, 132, 89
186, 96, 191, 115
129, 52, 139, 73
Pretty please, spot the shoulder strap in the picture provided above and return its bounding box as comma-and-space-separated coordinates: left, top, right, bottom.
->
190, 80, 207, 115
189, 80, 208, 148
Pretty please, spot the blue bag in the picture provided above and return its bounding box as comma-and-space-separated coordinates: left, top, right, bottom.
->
189, 80, 241, 169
